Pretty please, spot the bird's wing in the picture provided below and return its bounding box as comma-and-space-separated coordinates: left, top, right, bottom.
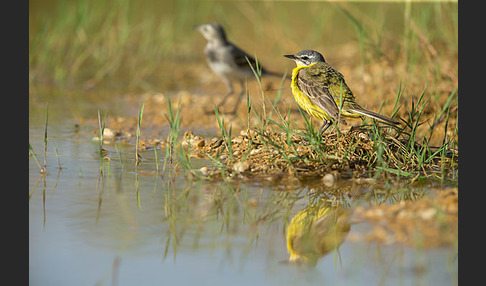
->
228, 42, 275, 76
228, 43, 257, 68
297, 68, 346, 124
227, 42, 284, 78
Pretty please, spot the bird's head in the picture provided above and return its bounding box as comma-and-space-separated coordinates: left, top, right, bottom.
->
284, 49, 326, 67
194, 22, 227, 43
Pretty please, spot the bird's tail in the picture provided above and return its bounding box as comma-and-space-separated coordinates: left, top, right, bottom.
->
350, 105, 400, 126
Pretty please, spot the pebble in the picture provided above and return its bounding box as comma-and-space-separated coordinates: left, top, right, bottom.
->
151, 93, 166, 103
182, 138, 205, 149
232, 138, 243, 144
233, 161, 250, 173
199, 166, 210, 175
103, 128, 115, 139
419, 208, 437, 220
322, 173, 336, 187
240, 129, 257, 138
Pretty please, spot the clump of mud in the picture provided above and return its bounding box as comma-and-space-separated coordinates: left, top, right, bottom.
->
182, 128, 378, 176
177, 126, 456, 181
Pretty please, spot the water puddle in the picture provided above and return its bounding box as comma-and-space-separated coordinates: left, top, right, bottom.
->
29, 115, 457, 285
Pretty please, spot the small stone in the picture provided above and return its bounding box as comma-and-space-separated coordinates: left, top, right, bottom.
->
322, 173, 336, 187
103, 128, 115, 139
232, 137, 243, 144
152, 93, 166, 103
233, 161, 250, 173
419, 208, 437, 220
358, 132, 368, 140
240, 129, 257, 138
199, 166, 209, 175
248, 197, 259, 208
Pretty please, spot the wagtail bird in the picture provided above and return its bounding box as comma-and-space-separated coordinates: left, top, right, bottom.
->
286, 204, 350, 266
284, 49, 399, 136
195, 22, 284, 113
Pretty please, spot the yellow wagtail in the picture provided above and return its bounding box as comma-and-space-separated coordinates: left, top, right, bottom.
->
195, 22, 284, 113
284, 49, 400, 136
286, 204, 350, 266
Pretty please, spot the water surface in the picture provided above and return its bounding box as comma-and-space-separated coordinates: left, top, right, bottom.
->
29, 112, 457, 285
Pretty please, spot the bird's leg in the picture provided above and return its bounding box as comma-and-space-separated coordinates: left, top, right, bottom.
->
205, 79, 234, 115
229, 80, 246, 114
216, 78, 234, 109
319, 120, 332, 137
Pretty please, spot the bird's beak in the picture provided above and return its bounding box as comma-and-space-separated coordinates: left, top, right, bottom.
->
193, 24, 201, 30
284, 54, 296, 60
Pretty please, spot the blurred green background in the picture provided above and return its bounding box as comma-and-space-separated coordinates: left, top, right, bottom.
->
29, 0, 457, 96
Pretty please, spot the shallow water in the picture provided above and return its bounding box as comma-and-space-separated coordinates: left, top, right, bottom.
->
29, 106, 457, 286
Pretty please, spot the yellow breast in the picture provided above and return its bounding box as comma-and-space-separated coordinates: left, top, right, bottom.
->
290, 65, 330, 121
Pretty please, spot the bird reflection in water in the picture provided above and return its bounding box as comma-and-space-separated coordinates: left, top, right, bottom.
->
286, 203, 351, 266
